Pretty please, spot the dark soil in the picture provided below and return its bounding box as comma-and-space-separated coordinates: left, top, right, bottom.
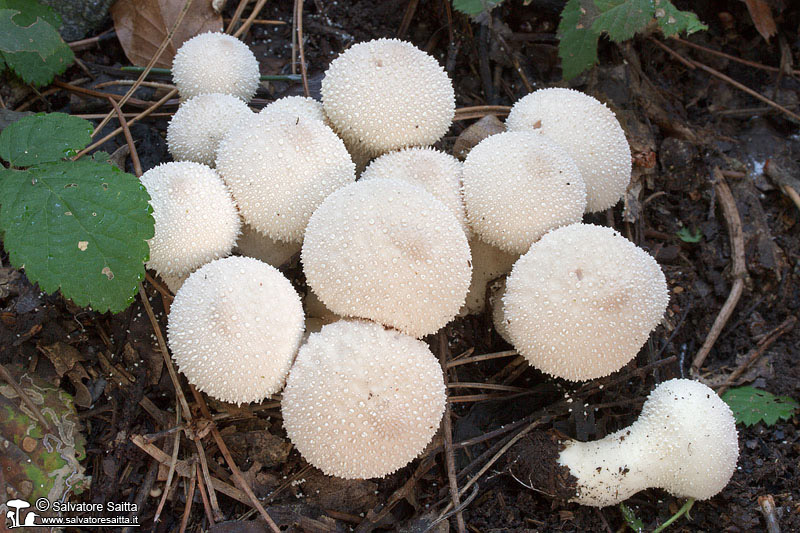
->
1, 1, 799, 532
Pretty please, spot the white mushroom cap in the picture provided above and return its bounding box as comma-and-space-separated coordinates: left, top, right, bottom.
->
282, 319, 446, 478
216, 112, 356, 243
234, 223, 301, 268
489, 277, 513, 344
167, 256, 304, 405
460, 237, 519, 316
172, 32, 260, 102
559, 379, 739, 506
141, 162, 241, 278
462, 131, 586, 254
361, 147, 468, 235
167, 93, 254, 167
322, 38, 455, 157
505, 88, 632, 212
259, 95, 326, 123
503, 223, 668, 381
302, 178, 472, 338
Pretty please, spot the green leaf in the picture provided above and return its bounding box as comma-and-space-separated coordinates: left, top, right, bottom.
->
0, 112, 92, 167
722, 386, 799, 427
0, 8, 65, 57
592, 0, 655, 42
558, 0, 600, 80
676, 227, 702, 243
0, 160, 154, 313
0, 0, 62, 28
620, 503, 644, 532
1, 42, 73, 86
655, 0, 707, 37
452, 0, 504, 16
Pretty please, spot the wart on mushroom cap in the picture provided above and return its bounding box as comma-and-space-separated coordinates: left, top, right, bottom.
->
301, 178, 472, 338
558, 379, 739, 506
140, 161, 241, 279
167, 93, 253, 167
216, 111, 356, 243
322, 38, 455, 157
282, 319, 446, 479
172, 32, 260, 103
505, 88, 632, 213
167, 256, 304, 405
503, 223, 668, 381
462, 131, 587, 255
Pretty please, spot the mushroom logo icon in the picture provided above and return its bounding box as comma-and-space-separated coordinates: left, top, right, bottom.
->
4, 499, 40, 528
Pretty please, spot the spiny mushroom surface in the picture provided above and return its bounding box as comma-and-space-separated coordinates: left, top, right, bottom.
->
558, 379, 739, 506
140, 162, 240, 279
360, 147, 468, 235
259, 95, 326, 123
505, 88, 631, 212
462, 131, 586, 254
167, 256, 304, 405
282, 320, 446, 479
167, 93, 253, 167
503, 223, 668, 381
172, 32, 260, 102
216, 112, 356, 243
302, 178, 471, 338
322, 38, 455, 157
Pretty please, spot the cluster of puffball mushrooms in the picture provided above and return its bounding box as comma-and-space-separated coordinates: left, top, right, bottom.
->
141, 32, 739, 505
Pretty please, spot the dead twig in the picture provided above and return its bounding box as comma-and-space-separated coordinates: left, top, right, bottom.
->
670, 36, 800, 77
692, 170, 747, 373
153, 402, 182, 524
107, 96, 142, 177
397, 0, 420, 39
178, 466, 197, 533
233, 0, 269, 39
293, 0, 310, 98
439, 334, 466, 533
226, 0, 250, 34
446, 350, 516, 368
758, 495, 782, 533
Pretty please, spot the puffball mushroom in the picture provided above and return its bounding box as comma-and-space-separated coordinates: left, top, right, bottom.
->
462, 131, 586, 255
460, 237, 519, 316
167, 256, 304, 405
557, 379, 739, 506
167, 93, 253, 167
140, 162, 240, 279
234, 223, 301, 268
302, 178, 472, 338
322, 38, 455, 157
260, 95, 326, 123
172, 32, 260, 103
216, 112, 356, 243
503, 223, 668, 381
360, 147, 468, 235
505, 88, 632, 213
282, 320, 446, 479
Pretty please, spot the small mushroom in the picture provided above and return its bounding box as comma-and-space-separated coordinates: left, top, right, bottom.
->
460, 237, 518, 316
172, 32, 260, 102
282, 319, 446, 479
167, 256, 304, 405
259, 95, 326, 124
503, 223, 668, 381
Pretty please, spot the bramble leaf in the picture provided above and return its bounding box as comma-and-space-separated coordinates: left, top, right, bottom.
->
592, 0, 655, 42
676, 227, 702, 243
655, 0, 707, 37
0, 112, 92, 167
0, 8, 65, 57
0, 0, 62, 27
452, 0, 504, 16
1, 43, 74, 86
722, 386, 799, 427
558, 0, 600, 80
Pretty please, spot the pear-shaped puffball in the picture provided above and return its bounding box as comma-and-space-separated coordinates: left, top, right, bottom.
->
460, 237, 519, 316
167, 93, 253, 167
167, 256, 304, 405
234, 223, 301, 268
505, 88, 632, 212
462, 131, 586, 255
559, 379, 739, 506
282, 320, 446, 478
172, 32, 260, 102
260, 95, 325, 123
302, 178, 471, 338
503, 224, 668, 381
361, 147, 468, 235
141, 162, 240, 279
322, 38, 455, 157
217, 113, 356, 243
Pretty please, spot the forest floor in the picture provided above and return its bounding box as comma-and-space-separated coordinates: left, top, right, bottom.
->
0, 0, 799, 532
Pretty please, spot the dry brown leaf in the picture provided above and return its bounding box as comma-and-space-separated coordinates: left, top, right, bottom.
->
743, 0, 777, 43
452, 114, 506, 160
111, 0, 223, 68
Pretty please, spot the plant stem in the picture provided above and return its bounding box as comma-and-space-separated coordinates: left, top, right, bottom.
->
119, 66, 301, 82
652, 499, 695, 533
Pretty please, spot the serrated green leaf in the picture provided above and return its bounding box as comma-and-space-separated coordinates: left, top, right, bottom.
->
558, 0, 600, 80
0, 112, 91, 167
722, 386, 799, 427
0, 160, 154, 313
0, 0, 61, 27
676, 227, 702, 243
0, 8, 65, 57
619, 503, 644, 532
452, 0, 504, 16
592, 0, 654, 42
1, 42, 73, 86
655, 0, 707, 37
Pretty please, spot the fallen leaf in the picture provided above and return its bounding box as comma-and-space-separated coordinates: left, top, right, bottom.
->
452, 114, 505, 160
37, 341, 86, 377
111, 0, 223, 68
743, 0, 777, 42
